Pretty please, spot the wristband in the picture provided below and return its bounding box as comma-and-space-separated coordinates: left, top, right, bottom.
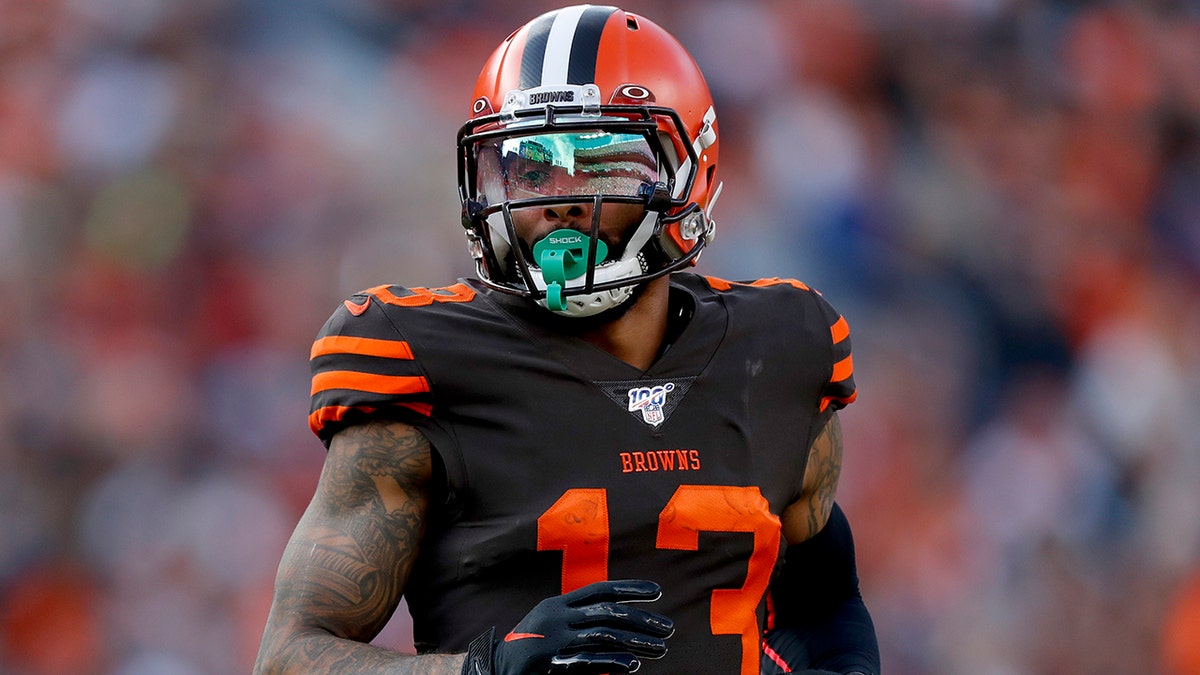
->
461, 626, 496, 675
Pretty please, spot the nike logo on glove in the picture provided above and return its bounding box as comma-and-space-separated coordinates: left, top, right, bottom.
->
503, 632, 545, 642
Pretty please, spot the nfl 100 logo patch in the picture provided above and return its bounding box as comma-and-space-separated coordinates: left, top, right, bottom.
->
597, 377, 696, 429
627, 383, 675, 426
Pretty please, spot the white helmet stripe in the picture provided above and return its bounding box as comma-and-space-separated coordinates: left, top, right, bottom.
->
541, 5, 589, 85
519, 5, 616, 88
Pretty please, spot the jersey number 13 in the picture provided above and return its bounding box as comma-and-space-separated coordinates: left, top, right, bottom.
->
537, 485, 781, 675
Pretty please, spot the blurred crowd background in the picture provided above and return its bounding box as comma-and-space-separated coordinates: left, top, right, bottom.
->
1, 0, 1199, 673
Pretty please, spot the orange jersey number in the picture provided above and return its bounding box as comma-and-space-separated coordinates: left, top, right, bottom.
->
537, 485, 781, 675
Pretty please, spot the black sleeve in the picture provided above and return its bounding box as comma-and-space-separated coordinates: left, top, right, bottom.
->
761, 503, 880, 675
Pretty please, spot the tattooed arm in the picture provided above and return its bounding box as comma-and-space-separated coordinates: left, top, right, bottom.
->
762, 412, 880, 675
254, 420, 463, 674
779, 412, 844, 546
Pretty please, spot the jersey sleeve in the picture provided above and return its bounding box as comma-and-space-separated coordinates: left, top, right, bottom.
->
308, 289, 433, 446
810, 288, 856, 413
704, 275, 858, 414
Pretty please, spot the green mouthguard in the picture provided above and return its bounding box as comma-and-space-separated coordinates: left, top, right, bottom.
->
532, 230, 609, 311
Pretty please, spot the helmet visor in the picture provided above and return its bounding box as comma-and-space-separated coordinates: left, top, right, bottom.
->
474, 131, 657, 205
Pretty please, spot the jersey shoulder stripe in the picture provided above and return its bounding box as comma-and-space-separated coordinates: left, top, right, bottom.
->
308, 287, 440, 442
311, 335, 415, 360
702, 275, 810, 292
366, 282, 477, 307
308, 400, 434, 438
818, 298, 856, 412
311, 370, 429, 397
696, 273, 858, 410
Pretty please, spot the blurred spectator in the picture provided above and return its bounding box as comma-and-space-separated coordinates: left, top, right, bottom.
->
1163, 565, 1200, 675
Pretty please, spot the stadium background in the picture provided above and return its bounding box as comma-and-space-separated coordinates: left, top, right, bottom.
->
1, 0, 1199, 673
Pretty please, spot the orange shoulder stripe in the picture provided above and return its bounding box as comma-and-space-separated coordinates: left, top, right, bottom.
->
704, 276, 733, 291
371, 283, 477, 307
819, 391, 858, 413
749, 277, 809, 290
397, 401, 434, 416
830, 316, 850, 343
308, 401, 433, 435
309, 405, 375, 435
311, 336, 414, 360
311, 370, 429, 397
703, 276, 811, 292
830, 355, 854, 383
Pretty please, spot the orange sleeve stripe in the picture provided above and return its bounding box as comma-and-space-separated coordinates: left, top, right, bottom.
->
831, 355, 853, 383
308, 402, 433, 435
309, 405, 374, 435
311, 336, 414, 360
830, 316, 850, 343
397, 401, 434, 416
819, 391, 858, 412
311, 370, 429, 396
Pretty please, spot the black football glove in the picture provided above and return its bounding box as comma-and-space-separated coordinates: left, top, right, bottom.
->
461, 579, 674, 674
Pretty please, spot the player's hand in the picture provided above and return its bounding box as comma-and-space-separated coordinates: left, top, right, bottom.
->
461, 579, 674, 674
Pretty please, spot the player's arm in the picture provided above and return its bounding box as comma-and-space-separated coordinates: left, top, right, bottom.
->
764, 413, 880, 675
779, 412, 844, 545
253, 419, 463, 674
254, 417, 674, 675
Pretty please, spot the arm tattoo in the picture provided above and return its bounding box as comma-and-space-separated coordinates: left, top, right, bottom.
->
780, 413, 845, 544
255, 421, 462, 674
305, 421, 429, 624
804, 414, 843, 536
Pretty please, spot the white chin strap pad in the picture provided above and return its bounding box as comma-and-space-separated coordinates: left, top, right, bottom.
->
530, 255, 642, 317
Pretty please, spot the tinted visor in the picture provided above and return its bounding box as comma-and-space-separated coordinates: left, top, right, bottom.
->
475, 131, 657, 204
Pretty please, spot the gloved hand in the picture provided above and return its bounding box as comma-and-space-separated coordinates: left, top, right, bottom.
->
461, 579, 674, 674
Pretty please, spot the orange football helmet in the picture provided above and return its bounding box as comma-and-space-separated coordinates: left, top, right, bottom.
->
457, 5, 720, 317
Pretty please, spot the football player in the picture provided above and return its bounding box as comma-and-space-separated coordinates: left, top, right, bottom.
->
255, 5, 880, 674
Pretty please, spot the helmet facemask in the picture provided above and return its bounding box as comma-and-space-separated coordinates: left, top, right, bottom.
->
458, 91, 711, 317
